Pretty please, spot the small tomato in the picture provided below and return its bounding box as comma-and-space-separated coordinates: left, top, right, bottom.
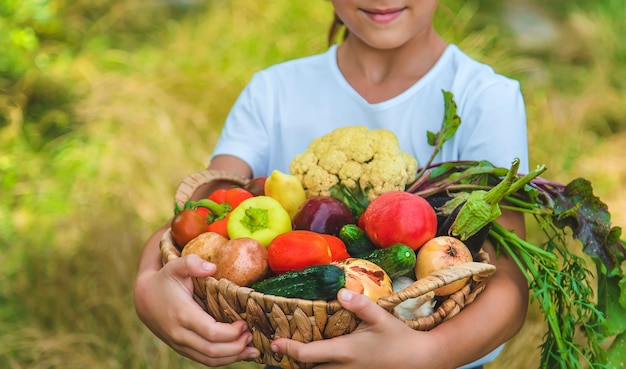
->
170, 209, 207, 248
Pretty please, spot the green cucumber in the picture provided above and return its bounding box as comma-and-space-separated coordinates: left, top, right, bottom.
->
250, 264, 345, 301
361, 243, 416, 279
339, 224, 377, 257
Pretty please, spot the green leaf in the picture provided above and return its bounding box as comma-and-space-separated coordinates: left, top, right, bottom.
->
550, 178, 626, 276
621, 261, 626, 308
607, 331, 626, 369
414, 91, 463, 183
596, 269, 626, 337
427, 160, 506, 183
426, 90, 461, 151
426, 130, 438, 146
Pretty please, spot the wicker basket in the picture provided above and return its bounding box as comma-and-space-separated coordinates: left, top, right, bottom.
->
160, 169, 496, 369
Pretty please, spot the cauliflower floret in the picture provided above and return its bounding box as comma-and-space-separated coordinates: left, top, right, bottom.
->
337, 160, 363, 190
289, 125, 418, 200
301, 165, 339, 197
374, 134, 404, 157
360, 155, 411, 199
317, 148, 348, 174
335, 126, 376, 163
290, 151, 318, 176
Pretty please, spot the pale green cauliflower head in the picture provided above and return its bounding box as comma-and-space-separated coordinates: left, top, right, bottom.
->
289, 126, 418, 200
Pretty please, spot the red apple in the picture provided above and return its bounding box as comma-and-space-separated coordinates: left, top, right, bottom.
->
415, 236, 473, 296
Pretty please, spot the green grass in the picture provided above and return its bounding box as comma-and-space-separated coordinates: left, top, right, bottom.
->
1, 0, 624, 368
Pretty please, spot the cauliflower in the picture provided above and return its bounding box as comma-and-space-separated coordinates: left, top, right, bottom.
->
289, 126, 418, 201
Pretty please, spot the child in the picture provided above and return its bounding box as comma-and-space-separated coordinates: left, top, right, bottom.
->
134, 1, 529, 368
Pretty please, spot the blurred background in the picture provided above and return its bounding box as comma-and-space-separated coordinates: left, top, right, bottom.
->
1, 0, 624, 368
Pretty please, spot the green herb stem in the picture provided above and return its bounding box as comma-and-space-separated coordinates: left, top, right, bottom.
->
501, 194, 553, 213
491, 222, 558, 262
489, 236, 569, 367
488, 220, 605, 368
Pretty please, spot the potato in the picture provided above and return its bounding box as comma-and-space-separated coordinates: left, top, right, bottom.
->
181, 233, 270, 287
181, 232, 229, 261
213, 237, 270, 287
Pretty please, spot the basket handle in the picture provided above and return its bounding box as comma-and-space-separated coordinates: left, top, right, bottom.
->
174, 169, 250, 208
376, 261, 496, 312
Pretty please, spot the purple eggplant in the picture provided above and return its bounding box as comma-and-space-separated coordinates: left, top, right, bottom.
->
292, 197, 356, 236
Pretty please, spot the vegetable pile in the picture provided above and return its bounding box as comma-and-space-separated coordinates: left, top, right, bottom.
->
170, 170, 447, 307
170, 91, 626, 369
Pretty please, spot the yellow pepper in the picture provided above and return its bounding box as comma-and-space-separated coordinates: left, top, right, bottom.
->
264, 169, 307, 219
227, 196, 292, 247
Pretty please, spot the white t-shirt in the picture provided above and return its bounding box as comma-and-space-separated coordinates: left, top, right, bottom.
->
212, 44, 526, 367
212, 44, 529, 177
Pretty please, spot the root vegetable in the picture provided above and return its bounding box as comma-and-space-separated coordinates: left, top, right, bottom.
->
181, 232, 229, 260
392, 276, 436, 320
415, 236, 473, 296
332, 258, 393, 301
292, 196, 356, 236
182, 233, 269, 286
213, 237, 270, 286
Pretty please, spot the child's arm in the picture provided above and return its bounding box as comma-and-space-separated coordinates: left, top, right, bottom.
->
271, 209, 528, 369
133, 155, 258, 366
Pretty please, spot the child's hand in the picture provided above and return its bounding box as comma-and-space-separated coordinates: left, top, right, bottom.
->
270, 289, 448, 369
134, 252, 259, 366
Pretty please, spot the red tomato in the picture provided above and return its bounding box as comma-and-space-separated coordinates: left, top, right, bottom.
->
267, 230, 332, 274
360, 191, 437, 250
170, 209, 207, 249
320, 234, 350, 261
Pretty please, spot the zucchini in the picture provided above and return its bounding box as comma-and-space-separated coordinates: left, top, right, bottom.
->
339, 224, 377, 257
250, 264, 345, 300
361, 243, 416, 279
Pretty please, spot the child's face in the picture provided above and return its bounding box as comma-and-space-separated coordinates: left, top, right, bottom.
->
331, 0, 439, 49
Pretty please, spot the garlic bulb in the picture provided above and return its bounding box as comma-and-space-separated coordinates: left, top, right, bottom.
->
392, 276, 436, 320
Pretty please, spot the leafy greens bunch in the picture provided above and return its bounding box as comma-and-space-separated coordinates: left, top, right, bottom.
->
406, 91, 626, 369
